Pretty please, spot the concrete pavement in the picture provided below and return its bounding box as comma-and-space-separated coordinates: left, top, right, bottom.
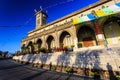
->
0, 59, 94, 80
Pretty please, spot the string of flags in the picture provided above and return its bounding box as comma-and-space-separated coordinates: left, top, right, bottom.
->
73, 2, 120, 25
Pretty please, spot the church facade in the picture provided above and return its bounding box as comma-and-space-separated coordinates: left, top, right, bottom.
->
21, 0, 120, 53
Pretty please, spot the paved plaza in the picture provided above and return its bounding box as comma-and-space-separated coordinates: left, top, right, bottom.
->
0, 59, 94, 80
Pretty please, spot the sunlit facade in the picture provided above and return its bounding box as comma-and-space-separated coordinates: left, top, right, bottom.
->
21, 0, 120, 53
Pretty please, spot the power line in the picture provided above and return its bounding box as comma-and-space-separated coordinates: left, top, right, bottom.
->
0, 25, 34, 28
43, 0, 74, 10
0, 0, 74, 51
0, 15, 35, 50
34, 0, 74, 12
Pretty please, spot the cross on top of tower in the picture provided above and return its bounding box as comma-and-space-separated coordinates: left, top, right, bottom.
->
40, 6, 43, 11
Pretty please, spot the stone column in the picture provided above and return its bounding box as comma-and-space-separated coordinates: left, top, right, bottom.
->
55, 30, 60, 48
94, 21, 106, 46
71, 26, 78, 49
33, 38, 37, 51
42, 35, 47, 48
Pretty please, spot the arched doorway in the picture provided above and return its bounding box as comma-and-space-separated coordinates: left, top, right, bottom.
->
36, 39, 42, 50
46, 35, 55, 49
103, 17, 120, 45
27, 41, 34, 53
59, 31, 72, 48
77, 26, 96, 47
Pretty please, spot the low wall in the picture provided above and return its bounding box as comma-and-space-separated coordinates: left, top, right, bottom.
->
13, 47, 120, 71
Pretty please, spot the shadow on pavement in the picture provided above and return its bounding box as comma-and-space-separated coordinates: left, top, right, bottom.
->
0, 64, 23, 70
22, 70, 48, 80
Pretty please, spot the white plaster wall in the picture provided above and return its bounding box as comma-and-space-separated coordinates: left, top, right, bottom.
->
13, 46, 120, 71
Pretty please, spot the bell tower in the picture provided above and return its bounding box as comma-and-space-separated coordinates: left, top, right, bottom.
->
35, 7, 48, 29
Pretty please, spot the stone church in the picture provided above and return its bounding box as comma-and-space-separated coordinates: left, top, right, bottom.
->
21, 0, 120, 53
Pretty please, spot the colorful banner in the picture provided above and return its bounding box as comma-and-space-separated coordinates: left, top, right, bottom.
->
73, 2, 120, 25
102, 7, 113, 15
87, 13, 96, 20
95, 9, 107, 17
73, 13, 96, 25
94, 2, 120, 17
95, 2, 120, 17
73, 19, 79, 24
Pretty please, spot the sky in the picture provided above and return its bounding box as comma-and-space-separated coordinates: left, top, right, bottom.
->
0, 0, 99, 53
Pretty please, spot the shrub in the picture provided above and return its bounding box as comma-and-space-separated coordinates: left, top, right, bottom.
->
55, 48, 59, 52
51, 66, 56, 71
33, 51, 38, 54
91, 72, 100, 78
77, 42, 82, 48
39, 47, 48, 53
38, 64, 43, 68
26, 47, 30, 54
116, 75, 120, 80
56, 48, 62, 52
64, 46, 68, 51
16, 60, 19, 62
23, 61, 28, 64
0, 56, 4, 59
65, 67, 71, 73
48, 48, 52, 53
22, 53, 26, 55
31, 63, 34, 67
71, 44, 74, 48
